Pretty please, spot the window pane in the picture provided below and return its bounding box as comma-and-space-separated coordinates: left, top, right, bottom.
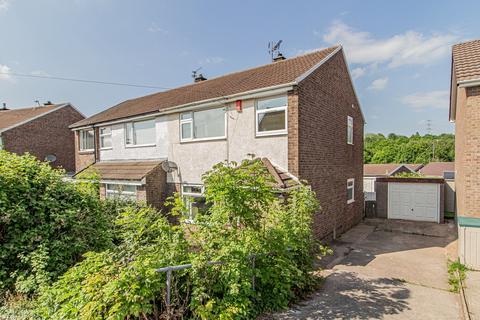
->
134, 120, 155, 145
101, 136, 112, 148
257, 96, 288, 110
181, 122, 192, 139
81, 130, 94, 150
125, 123, 133, 145
347, 188, 353, 201
183, 185, 202, 194
193, 108, 225, 139
100, 127, 111, 135
258, 110, 286, 132
181, 113, 192, 120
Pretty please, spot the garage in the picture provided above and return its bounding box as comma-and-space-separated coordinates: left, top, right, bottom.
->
388, 182, 440, 222
373, 177, 445, 223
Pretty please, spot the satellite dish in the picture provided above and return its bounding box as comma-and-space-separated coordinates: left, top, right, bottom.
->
161, 161, 178, 173
44, 154, 57, 163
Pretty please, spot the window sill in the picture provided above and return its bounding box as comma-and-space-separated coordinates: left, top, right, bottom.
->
347, 142, 354, 145
100, 147, 113, 151
180, 136, 226, 144
79, 150, 94, 154
125, 143, 156, 149
255, 130, 288, 138
347, 199, 355, 204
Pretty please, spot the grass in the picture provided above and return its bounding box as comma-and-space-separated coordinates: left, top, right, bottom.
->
448, 260, 468, 293
444, 211, 455, 219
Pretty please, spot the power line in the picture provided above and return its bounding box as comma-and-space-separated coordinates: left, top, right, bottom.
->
0, 71, 171, 90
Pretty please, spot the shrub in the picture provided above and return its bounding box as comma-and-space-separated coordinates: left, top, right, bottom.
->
0, 151, 116, 295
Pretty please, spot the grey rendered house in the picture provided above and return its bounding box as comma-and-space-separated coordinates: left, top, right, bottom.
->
71, 45, 365, 239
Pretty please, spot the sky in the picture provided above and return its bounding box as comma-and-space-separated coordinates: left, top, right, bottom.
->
0, 0, 479, 135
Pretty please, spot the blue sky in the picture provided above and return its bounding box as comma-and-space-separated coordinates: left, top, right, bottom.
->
0, 0, 478, 135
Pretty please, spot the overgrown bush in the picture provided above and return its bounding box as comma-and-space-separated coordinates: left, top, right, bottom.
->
0, 151, 117, 296
33, 158, 320, 319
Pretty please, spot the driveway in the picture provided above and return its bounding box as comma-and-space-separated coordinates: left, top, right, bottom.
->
265, 218, 461, 319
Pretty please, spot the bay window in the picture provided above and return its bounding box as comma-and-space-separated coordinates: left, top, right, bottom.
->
125, 119, 155, 146
256, 96, 288, 136
180, 107, 226, 141
79, 129, 94, 151
99, 127, 112, 149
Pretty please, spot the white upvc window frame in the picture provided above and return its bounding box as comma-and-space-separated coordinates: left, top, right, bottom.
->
347, 116, 354, 145
255, 95, 288, 137
347, 178, 355, 204
179, 107, 227, 142
105, 183, 137, 201
79, 129, 95, 152
181, 184, 205, 222
124, 118, 156, 148
0, 136, 3, 150
99, 126, 112, 150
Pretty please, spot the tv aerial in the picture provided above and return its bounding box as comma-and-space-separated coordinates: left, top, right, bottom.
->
268, 40, 283, 60
192, 67, 202, 80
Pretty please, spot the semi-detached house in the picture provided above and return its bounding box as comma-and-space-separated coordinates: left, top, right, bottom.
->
71, 45, 365, 239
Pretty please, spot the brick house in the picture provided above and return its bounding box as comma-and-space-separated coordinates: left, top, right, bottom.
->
71, 45, 365, 239
450, 39, 480, 269
0, 103, 85, 173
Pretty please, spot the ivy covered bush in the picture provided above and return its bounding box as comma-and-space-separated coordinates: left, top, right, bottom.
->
34, 159, 320, 319
0, 151, 118, 296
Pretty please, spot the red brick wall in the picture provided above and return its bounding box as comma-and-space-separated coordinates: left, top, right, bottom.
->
145, 165, 168, 210
456, 85, 480, 218
74, 128, 99, 172
294, 49, 364, 239
2, 105, 84, 172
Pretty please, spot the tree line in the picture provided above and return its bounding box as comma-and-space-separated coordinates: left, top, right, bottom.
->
364, 133, 455, 164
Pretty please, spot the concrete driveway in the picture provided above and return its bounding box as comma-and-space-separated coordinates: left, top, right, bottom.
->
266, 218, 461, 320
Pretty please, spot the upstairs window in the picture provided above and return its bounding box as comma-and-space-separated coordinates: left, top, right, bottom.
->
347, 178, 355, 204
79, 129, 94, 151
347, 116, 353, 145
180, 107, 226, 141
256, 96, 288, 136
125, 119, 155, 146
0, 136, 3, 150
99, 127, 112, 149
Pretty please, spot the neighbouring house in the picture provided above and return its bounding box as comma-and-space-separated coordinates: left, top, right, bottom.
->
0, 102, 85, 173
363, 163, 424, 201
419, 162, 455, 213
450, 39, 480, 269
70, 45, 365, 239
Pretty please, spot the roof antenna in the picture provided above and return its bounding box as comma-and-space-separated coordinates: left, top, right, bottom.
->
268, 40, 285, 62
192, 67, 202, 80
34, 100, 40, 106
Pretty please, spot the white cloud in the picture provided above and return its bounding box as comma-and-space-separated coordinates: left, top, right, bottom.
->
147, 22, 168, 34
322, 21, 458, 67
351, 67, 366, 79
368, 77, 388, 91
0, 0, 10, 11
402, 90, 449, 111
0, 64, 11, 80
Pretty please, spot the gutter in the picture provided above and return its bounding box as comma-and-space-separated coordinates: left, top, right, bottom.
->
457, 78, 480, 88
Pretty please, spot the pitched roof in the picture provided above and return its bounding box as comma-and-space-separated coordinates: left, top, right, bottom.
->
261, 158, 299, 189
419, 162, 454, 177
71, 46, 340, 128
452, 40, 480, 82
0, 104, 62, 132
75, 160, 164, 181
364, 163, 424, 176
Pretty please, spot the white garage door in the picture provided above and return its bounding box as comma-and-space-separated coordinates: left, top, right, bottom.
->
388, 183, 440, 223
